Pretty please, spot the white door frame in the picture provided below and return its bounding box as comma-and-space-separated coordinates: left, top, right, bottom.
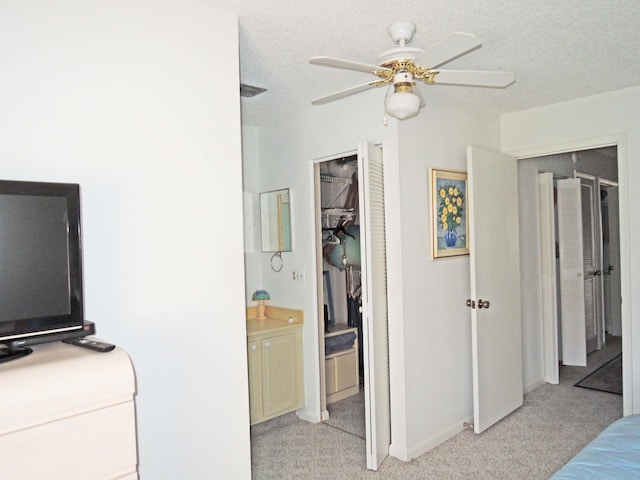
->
599, 179, 622, 336
505, 133, 633, 416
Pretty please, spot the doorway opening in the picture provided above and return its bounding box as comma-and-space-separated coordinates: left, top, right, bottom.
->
521, 146, 621, 385
317, 154, 365, 438
312, 143, 390, 470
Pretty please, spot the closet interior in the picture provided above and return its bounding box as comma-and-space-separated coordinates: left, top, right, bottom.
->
319, 155, 364, 427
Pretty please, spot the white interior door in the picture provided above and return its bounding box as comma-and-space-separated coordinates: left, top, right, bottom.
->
357, 142, 390, 470
538, 172, 559, 384
467, 146, 523, 434
604, 186, 622, 336
557, 178, 587, 366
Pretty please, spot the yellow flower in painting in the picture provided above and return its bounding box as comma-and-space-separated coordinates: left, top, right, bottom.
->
437, 181, 465, 235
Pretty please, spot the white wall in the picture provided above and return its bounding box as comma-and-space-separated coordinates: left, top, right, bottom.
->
242, 125, 263, 302
394, 95, 501, 458
250, 89, 502, 461
255, 89, 396, 424
502, 86, 640, 415
0, 2, 251, 478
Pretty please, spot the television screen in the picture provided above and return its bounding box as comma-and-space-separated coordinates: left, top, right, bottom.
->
0, 195, 71, 321
0, 180, 84, 350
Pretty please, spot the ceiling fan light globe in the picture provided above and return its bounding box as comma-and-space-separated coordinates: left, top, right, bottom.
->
384, 91, 420, 120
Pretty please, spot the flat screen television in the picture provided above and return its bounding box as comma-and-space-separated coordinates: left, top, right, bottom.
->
0, 179, 89, 363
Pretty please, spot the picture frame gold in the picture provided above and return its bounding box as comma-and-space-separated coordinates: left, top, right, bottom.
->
430, 168, 469, 259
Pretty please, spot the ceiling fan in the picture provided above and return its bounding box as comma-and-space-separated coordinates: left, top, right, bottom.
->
310, 22, 515, 120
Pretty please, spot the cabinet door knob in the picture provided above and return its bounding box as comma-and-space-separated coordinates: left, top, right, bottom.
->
264, 341, 271, 348
250, 344, 257, 351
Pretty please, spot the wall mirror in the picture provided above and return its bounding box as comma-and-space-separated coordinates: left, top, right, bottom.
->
260, 188, 292, 252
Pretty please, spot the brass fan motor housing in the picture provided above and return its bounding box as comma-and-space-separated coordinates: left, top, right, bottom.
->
373, 59, 439, 87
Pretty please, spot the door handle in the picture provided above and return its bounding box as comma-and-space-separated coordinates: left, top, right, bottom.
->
592, 270, 602, 276
466, 299, 490, 309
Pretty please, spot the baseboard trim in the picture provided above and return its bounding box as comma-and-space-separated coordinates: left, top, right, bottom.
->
296, 407, 322, 424
389, 415, 473, 462
388, 443, 410, 462
524, 376, 546, 395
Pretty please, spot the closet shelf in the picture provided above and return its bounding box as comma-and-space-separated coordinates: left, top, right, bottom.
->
322, 208, 356, 229
320, 174, 352, 185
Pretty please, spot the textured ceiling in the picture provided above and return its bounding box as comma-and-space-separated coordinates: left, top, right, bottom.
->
212, 0, 640, 127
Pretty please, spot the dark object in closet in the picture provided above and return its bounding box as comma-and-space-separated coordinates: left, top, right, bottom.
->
324, 305, 329, 333
332, 223, 355, 240
348, 296, 364, 376
347, 296, 359, 328
324, 332, 357, 355
322, 270, 336, 325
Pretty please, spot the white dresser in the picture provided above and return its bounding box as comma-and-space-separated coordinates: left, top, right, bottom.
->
0, 340, 138, 480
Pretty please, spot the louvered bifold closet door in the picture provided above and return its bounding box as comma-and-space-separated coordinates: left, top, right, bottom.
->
580, 180, 599, 353
357, 142, 390, 471
557, 178, 587, 366
538, 172, 559, 384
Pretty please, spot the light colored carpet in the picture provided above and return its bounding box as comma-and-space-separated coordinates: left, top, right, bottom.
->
251, 336, 623, 479
324, 389, 366, 438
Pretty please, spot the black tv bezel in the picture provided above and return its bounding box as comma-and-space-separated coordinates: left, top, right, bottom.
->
0, 179, 85, 350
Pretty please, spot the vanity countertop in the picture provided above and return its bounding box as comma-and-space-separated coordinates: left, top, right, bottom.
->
246, 305, 304, 337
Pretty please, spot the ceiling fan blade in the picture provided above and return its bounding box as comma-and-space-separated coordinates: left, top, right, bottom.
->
413, 32, 482, 69
433, 70, 515, 88
310, 56, 391, 75
311, 81, 380, 105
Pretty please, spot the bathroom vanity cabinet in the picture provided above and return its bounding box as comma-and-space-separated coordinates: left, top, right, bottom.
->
246, 306, 304, 425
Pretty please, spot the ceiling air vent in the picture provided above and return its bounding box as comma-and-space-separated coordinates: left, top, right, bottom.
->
240, 83, 267, 98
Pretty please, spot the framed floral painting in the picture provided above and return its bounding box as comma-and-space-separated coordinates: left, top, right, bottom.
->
430, 168, 469, 259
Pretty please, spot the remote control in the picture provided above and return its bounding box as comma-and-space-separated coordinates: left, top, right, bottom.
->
63, 337, 115, 352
